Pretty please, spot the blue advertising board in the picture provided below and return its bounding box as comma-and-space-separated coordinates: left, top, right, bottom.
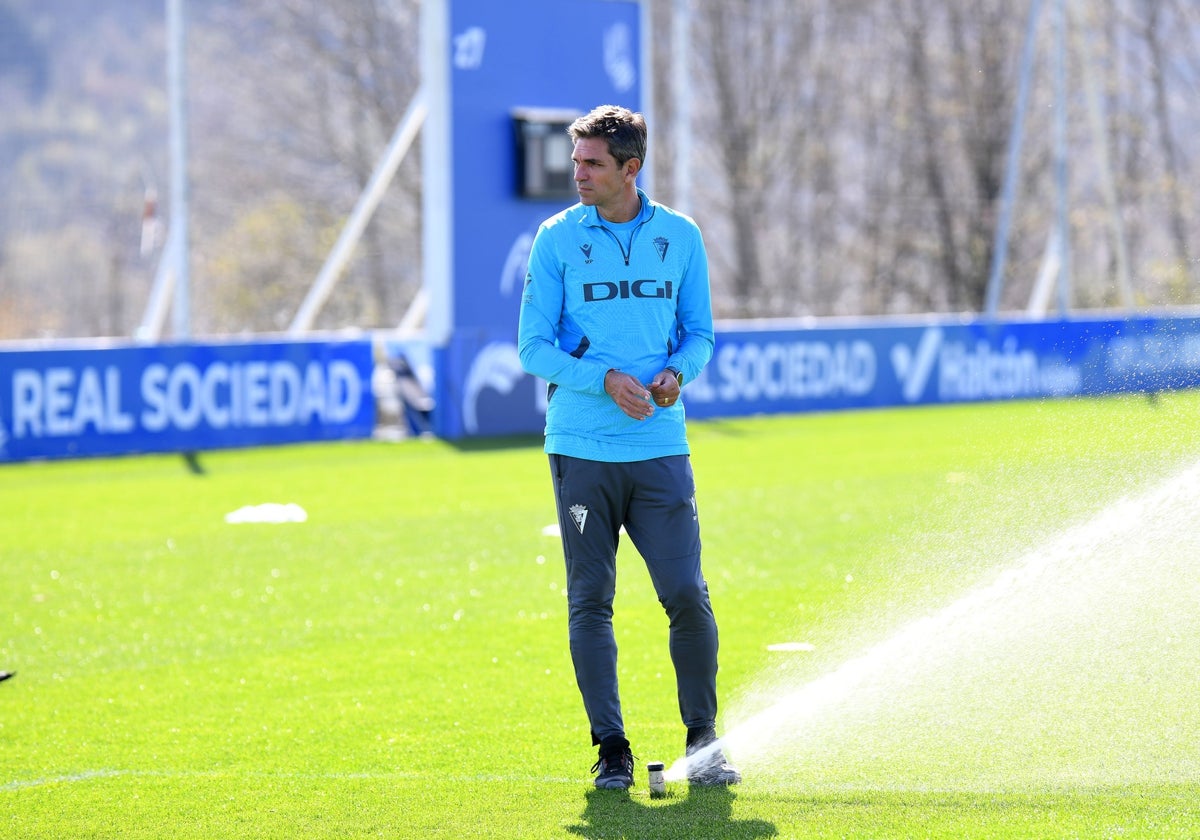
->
0, 339, 374, 462
681, 315, 1200, 418
450, 313, 1200, 434
428, 0, 643, 438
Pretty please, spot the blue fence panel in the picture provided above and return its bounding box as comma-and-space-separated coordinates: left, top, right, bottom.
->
0, 339, 375, 462
8, 316, 1200, 457
428, 314, 1200, 438
429, 0, 643, 439
681, 315, 1200, 420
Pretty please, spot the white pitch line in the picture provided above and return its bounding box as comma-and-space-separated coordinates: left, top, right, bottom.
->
1, 768, 585, 792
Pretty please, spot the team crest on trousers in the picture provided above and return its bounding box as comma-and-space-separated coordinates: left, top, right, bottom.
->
569, 504, 588, 533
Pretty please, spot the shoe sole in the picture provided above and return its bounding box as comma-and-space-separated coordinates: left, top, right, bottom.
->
594, 779, 632, 790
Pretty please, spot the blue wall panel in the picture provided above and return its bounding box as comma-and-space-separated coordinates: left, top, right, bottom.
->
0, 339, 374, 462
433, 0, 643, 438
682, 316, 1200, 419
451, 314, 1200, 436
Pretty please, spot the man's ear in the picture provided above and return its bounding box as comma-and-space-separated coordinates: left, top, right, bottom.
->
624, 157, 642, 182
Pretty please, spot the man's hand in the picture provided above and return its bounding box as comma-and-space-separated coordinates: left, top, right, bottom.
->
605, 369, 656, 420
648, 369, 681, 408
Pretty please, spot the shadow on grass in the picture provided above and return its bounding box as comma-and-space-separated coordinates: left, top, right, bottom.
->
690, 418, 757, 438
567, 785, 776, 840
447, 433, 545, 453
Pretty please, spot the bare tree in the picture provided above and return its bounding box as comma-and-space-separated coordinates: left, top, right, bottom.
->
189, 0, 421, 333
691, 0, 786, 315
1137, 0, 1199, 296
903, 0, 1023, 311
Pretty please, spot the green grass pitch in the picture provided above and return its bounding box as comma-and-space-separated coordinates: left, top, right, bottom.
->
3, 393, 1200, 838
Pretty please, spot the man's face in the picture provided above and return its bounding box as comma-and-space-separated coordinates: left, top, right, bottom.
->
572, 137, 632, 212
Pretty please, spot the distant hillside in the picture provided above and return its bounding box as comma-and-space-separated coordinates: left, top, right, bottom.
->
0, 0, 422, 339
0, 2, 49, 98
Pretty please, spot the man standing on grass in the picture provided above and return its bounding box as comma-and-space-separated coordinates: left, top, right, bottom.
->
517, 104, 740, 791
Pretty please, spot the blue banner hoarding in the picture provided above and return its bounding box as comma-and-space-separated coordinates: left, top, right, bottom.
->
682, 315, 1200, 418
0, 339, 375, 462
447, 314, 1200, 435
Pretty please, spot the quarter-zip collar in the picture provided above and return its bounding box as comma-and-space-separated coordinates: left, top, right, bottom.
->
578, 189, 657, 267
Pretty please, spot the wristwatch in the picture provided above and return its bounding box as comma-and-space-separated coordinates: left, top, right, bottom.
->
665, 366, 683, 387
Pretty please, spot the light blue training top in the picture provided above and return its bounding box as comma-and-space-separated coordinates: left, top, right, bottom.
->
517, 189, 715, 462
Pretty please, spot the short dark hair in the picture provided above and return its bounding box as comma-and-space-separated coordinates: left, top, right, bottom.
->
568, 105, 647, 167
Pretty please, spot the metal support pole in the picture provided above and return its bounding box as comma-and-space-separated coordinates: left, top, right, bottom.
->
984, 0, 1045, 318
136, 227, 176, 340
1053, 0, 1070, 314
421, 0, 452, 347
288, 88, 428, 335
167, 0, 190, 339
1069, 0, 1134, 308
672, 0, 692, 215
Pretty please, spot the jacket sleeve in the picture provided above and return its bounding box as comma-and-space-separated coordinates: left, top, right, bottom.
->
517, 226, 611, 395
665, 226, 715, 384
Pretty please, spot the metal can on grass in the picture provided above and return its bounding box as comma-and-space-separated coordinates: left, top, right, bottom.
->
647, 761, 666, 797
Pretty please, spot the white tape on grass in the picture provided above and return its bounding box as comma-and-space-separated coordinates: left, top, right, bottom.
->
224, 503, 308, 524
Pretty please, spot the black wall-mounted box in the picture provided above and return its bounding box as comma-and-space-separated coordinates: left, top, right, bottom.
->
512, 107, 582, 199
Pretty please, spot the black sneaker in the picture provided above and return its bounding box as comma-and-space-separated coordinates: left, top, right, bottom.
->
685, 729, 742, 786
591, 738, 635, 790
